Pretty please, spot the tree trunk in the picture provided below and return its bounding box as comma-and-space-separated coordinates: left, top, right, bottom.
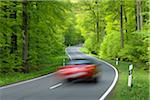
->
22, 0, 28, 73
123, 6, 128, 33
96, 19, 99, 43
10, 1, 17, 54
11, 33, 17, 54
95, 1, 99, 43
135, 2, 137, 30
136, 0, 142, 31
120, 1, 124, 48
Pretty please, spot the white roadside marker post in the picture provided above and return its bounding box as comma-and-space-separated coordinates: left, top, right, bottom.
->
128, 64, 133, 88
116, 58, 119, 65
63, 59, 65, 66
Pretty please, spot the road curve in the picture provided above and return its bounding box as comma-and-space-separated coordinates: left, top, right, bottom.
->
0, 46, 118, 100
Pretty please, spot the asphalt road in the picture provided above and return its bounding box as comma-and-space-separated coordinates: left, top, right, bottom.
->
0, 46, 118, 100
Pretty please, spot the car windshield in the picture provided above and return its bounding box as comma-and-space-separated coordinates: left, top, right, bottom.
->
68, 60, 92, 65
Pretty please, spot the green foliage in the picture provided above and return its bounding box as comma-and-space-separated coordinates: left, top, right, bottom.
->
0, 0, 149, 74
99, 31, 120, 59
107, 60, 149, 100
75, 1, 105, 53
0, 1, 73, 74
0, 1, 23, 73
64, 4, 84, 46
119, 31, 149, 63
84, 32, 99, 52
99, 30, 149, 64
80, 47, 90, 54
64, 28, 84, 46
0, 54, 67, 86
75, 0, 149, 66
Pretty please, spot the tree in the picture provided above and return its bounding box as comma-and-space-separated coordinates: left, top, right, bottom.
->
22, 0, 28, 73
120, 1, 124, 48
135, 0, 142, 31
74, 0, 149, 66
0, 1, 74, 73
75, 0, 107, 53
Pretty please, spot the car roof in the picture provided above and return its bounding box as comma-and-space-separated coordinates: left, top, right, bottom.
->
68, 59, 92, 65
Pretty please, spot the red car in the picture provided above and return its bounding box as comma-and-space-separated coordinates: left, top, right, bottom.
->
57, 59, 99, 82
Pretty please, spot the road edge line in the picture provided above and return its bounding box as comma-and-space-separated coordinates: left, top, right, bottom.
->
49, 83, 63, 90
67, 47, 118, 100
98, 60, 119, 100
77, 47, 119, 100
0, 47, 71, 90
65, 47, 72, 60
0, 72, 56, 90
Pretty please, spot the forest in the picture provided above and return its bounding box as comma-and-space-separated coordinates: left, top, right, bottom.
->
0, 0, 84, 74
0, 0, 149, 74
76, 0, 149, 65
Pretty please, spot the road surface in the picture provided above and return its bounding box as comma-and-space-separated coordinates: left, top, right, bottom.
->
0, 46, 118, 100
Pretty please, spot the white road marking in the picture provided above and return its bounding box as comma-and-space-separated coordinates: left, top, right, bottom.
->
0, 72, 56, 90
67, 47, 119, 100
1, 46, 118, 100
65, 47, 72, 60
0, 47, 70, 90
98, 60, 118, 100
49, 83, 63, 90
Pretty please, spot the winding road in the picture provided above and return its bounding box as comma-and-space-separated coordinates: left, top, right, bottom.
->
0, 46, 118, 100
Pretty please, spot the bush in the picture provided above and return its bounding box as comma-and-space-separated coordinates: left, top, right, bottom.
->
99, 31, 120, 59
99, 30, 149, 65
118, 31, 149, 63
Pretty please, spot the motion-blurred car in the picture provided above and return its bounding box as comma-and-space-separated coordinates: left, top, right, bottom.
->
57, 59, 99, 82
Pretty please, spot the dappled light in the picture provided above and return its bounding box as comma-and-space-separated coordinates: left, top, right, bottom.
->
0, 0, 149, 100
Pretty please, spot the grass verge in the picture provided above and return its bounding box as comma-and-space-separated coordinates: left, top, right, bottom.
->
106, 60, 149, 100
0, 55, 68, 87
80, 47, 90, 54
80, 47, 149, 100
